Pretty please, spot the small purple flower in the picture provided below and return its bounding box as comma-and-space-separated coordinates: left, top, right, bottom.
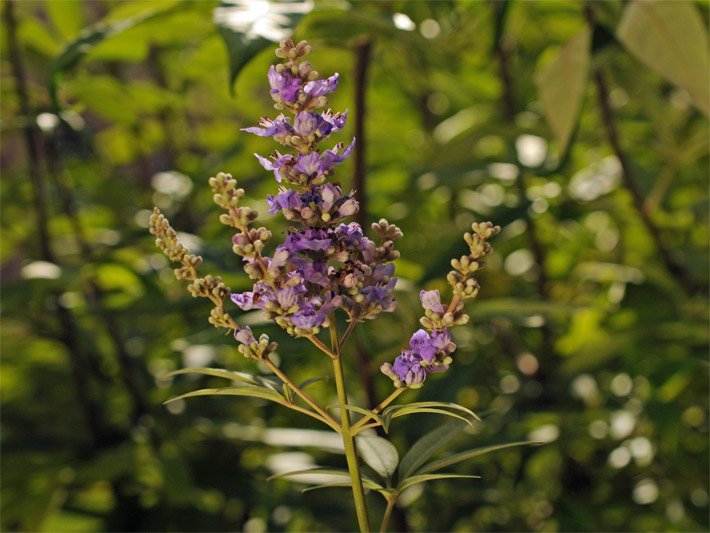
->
431, 328, 454, 352
323, 109, 348, 131
231, 291, 257, 311
267, 189, 301, 214
323, 138, 356, 167
290, 256, 330, 286
234, 327, 256, 345
337, 197, 359, 217
290, 305, 325, 330
255, 152, 293, 182
242, 115, 294, 141
391, 350, 426, 388
294, 151, 324, 176
276, 286, 301, 310
304, 73, 339, 97
283, 229, 332, 253
335, 223, 364, 246
268, 65, 302, 103
293, 111, 322, 137
420, 289, 446, 314
409, 329, 437, 363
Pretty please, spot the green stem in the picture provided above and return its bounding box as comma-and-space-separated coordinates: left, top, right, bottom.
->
264, 358, 340, 433
330, 323, 371, 532
351, 388, 406, 434
379, 497, 396, 533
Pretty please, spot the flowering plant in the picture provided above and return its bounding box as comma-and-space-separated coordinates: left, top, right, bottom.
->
150, 39, 518, 532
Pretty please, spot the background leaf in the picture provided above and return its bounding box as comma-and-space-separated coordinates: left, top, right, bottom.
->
617, 0, 709, 116
534, 27, 591, 154
214, 0, 313, 93
398, 420, 467, 481
355, 434, 399, 480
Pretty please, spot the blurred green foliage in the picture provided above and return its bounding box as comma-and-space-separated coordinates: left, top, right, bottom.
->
1, 0, 708, 531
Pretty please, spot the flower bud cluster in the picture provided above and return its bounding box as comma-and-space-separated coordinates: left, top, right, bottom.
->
149, 207, 276, 359
381, 222, 500, 389
234, 327, 279, 361
448, 222, 500, 300
216, 39, 399, 343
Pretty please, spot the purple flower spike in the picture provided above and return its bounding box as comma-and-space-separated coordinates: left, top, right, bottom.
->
268, 65, 302, 103
420, 289, 446, 314
304, 73, 339, 97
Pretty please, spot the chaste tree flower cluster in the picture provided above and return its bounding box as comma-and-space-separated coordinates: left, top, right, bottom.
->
151, 38, 499, 391
150, 38, 503, 533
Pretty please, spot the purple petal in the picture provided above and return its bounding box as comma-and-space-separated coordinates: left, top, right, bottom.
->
304, 73, 339, 97
420, 289, 445, 314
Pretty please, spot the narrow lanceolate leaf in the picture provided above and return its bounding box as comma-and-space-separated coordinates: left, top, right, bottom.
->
398, 420, 467, 481
164, 386, 285, 405
267, 467, 351, 482
328, 404, 384, 427
297, 376, 330, 390
381, 401, 479, 432
267, 467, 383, 488
166, 367, 281, 390
397, 473, 481, 492
416, 441, 540, 476
214, 0, 313, 93
617, 0, 709, 116
534, 28, 591, 155
355, 434, 399, 480
49, 1, 188, 108
301, 477, 386, 493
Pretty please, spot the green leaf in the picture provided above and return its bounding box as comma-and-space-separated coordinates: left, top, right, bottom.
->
267, 467, 351, 482
534, 28, 591, 154
328, 404, 384, 427
46, 0, 85, 41
214, 0, 312, 94
416, 441, 541, 476
397, 473, 481, 492
617, 0, 709, 116
355, 434, 399, 480
301, 477, 385, 493
48, 1, 188, 109
164, 385, 285, 405
298, 376, 330, 390
381, 401, 479, 432
398, 420, 467, 481
166, 367, 281, 390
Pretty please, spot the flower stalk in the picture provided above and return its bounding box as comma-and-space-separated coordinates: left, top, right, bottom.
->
330, 322, 371, 532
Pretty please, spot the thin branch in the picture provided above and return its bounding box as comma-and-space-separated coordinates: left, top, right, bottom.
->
591, 69, 700, 294
263, 357, 340, 432
583, 5, 700, 295
339, 317, 359, 350
491, 0, 516, 121
308, 334, 337, 359
4, 0, 110, 447
44, 91, 151, 425
351, 387, 406, 434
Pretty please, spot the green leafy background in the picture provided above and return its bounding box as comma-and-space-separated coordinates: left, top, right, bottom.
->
1, 0, 708, 531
